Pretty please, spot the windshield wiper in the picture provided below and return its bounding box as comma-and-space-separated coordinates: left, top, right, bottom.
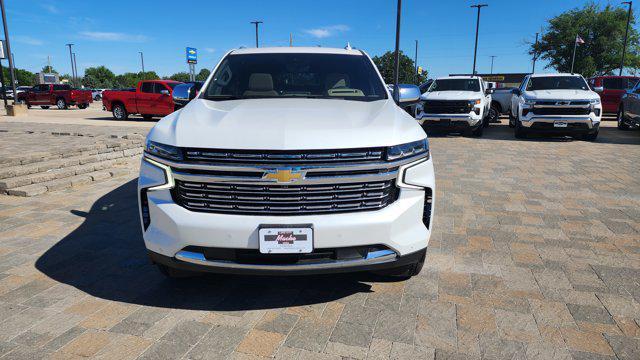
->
203, 95, 241, 101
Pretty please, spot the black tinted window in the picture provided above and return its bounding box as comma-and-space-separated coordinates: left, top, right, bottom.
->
603, 78, 625, 90
140, 82, 154, 93
204, 53, 387, 102
428, 79, 480, 92
153, 83, 167, 94
526, 76, 589, 91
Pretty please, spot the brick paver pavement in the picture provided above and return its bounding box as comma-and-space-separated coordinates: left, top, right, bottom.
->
0, 121, 639, 359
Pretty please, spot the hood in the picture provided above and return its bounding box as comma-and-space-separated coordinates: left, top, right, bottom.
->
421, 91, 482, 101
148, 98, 425, 150
523, 89, 599, 101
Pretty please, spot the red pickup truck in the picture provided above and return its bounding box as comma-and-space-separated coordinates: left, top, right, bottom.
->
17, 84, 93, 109
102, 80, 182, 120
588, 76, 639, 113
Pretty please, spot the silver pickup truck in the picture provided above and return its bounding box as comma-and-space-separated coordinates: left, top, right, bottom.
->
489, 87, 514, 120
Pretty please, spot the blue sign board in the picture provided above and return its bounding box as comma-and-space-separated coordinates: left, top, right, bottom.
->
186, 47, 197, 64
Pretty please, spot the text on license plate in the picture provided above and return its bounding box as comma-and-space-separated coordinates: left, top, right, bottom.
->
554, 121, 568, 128
259, 226, 313, 254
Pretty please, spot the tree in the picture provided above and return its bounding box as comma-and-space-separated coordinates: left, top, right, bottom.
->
41, 66, 58, 74
196, 68, 210, 81
114, 71, 159, 88
372, 51, 428, 85
530, 3, 640, 77
168, 72, 191, 82
82, 66, 116, 88
2, 67, 35, 86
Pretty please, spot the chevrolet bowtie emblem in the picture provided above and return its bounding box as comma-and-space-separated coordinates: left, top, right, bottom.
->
262, 169, 305, 183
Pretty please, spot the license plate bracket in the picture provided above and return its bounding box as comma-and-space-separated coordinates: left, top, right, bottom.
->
258, 224, 313, 254
554, 121, 568, 128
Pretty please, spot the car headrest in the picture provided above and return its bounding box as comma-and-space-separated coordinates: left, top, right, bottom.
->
248, 73, 275, 91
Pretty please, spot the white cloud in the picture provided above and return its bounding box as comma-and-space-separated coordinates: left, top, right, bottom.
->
304, 25, 350, 39
14, 35, 43, 46
79, 31, 149, 43
42, 4, 59, 14
204, 48, 216, 53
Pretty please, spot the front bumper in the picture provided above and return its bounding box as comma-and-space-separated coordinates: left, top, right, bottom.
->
417, 113, 482, 131
138, 156, 435, 274
519, 113, 600, 135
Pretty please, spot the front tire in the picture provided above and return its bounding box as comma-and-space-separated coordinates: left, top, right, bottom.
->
488, 104, 499, 124
582, 131, 599, 141
40, 106, 50, 109
617, 106, 630, 130
56, 98, 67, 110
112, 104, 128, 120
470, 123, 484, 137
508, 111, 516, 128
78, 103, 88, 109
514, 115, 526, 139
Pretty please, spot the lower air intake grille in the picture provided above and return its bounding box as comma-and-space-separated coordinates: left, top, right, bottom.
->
173, 180, 399, 215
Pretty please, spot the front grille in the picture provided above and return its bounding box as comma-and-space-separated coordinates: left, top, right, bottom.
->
532, 107, 590, 115
183, 148, 385, 165
530, 122, 590, 130
173, 179, 399, 215
535, 100, 590, 106
423, 100, 471, 114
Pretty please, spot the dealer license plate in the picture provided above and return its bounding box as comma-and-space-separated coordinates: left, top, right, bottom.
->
259, 226, 313, 254
554, 121, 568, 128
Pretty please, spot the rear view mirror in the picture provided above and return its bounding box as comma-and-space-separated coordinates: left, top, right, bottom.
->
511, 88, 521, 96
160, 89, 170, 96
394, 84, 421, 105
485, 88, 494, 95
593, 86, 604, 93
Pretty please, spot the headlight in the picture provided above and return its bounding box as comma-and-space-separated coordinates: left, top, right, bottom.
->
523, 98, 536, 106
589, 98, 601, 105
468, 99, 481, 106
145, 140, 183, 161
387, 139, 429, 161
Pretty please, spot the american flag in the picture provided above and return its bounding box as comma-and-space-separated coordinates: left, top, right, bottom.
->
575, 35, 585, 45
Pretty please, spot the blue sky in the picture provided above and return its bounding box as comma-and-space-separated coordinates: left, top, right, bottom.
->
6, 0, 631, 78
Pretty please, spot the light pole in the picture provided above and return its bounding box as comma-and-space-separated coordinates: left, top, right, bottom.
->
532, 32, 539, 73
250, 21, 263, 48
620, 1, 633, 76
0, 0, 17, 104
139, 51, 145, 73
66, 43, 74, 86
73, 52, 78, 86
490, 55, 496, 74
414, 40, 418, 82
471, 4, 488, 75
392, 0, 402, 101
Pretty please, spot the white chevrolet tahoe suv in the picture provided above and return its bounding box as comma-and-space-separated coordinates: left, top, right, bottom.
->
509, 73, 602, 140
416, 76, 493, 137
139, 47, 435, 278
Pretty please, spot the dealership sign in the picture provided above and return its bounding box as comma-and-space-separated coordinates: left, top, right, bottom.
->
186, 47, 197, 64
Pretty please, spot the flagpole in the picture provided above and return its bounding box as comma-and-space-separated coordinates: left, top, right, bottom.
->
570, 34, 578, 73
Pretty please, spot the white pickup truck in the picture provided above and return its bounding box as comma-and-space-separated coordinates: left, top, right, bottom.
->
416, 76, 493, 137
139, 47, 435, 279
509, 73, 602, 140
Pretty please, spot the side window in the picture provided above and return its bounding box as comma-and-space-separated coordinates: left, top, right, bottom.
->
153, 83, 168, 94
626, 79, 638, 90
37, 85, 49, 92
603, 78, 624, 90
140, 82, 154, 93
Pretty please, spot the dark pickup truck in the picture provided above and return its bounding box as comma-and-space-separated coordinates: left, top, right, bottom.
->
17, 84, 93, 109
102, 80, 182, 120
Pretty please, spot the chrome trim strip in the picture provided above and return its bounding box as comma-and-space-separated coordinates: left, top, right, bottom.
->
143, 152, 427, 173
175, 249, 398, 270
172, 169, 398, 185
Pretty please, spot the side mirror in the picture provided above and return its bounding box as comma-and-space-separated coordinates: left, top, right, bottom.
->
160, 89, 170, 96
394, 84, 421, 105
172, 83, 195, 106
593, 86, 604, 93
485, 88, 494, 95
511, 88, 521, 96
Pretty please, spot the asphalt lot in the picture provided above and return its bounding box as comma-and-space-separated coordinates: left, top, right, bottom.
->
0, 108, 639, 359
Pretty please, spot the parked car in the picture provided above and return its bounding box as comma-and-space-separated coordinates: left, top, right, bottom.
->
617, 79, 640, 130
416, 76, 493, 136
588, 76, 639, 114
101, 80, 182, 120
140, 47, 434, 278
2, 85, 31, 100
16, 84, 92, 109
91, 88, 107, 101
172, 81, 203, 109
509, 73, 601, 140
490, 87, 515, 120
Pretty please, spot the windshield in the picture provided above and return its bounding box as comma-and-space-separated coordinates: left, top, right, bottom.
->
428, 79, 480, 92
526, 76, 589, 91
203, 53, 387, 102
